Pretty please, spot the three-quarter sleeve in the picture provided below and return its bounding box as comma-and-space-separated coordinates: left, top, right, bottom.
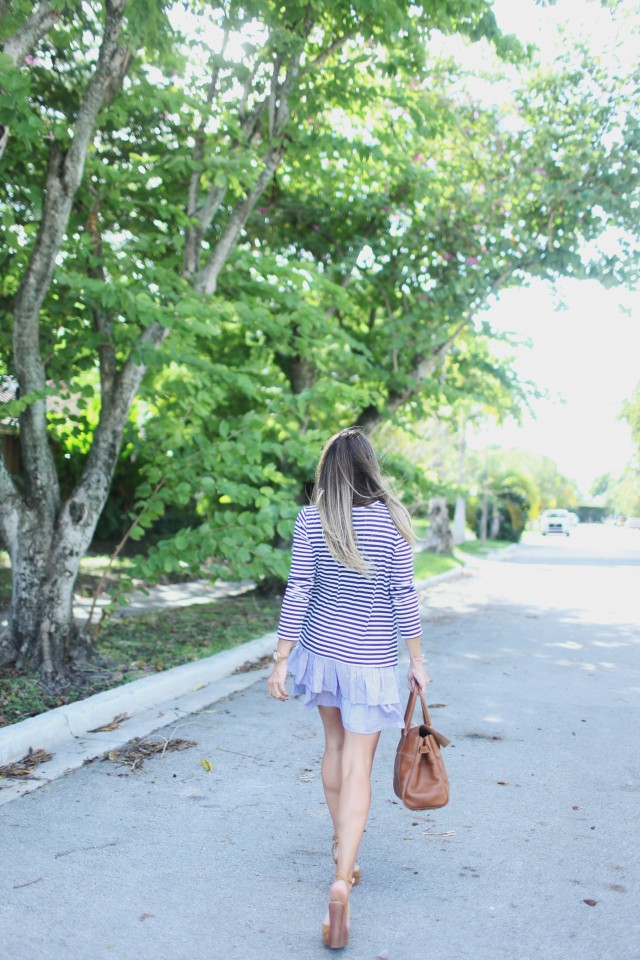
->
389, 533, 423, 638
277, 507, 315, 642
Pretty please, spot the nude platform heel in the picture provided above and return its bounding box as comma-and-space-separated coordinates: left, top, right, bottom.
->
322, 873, 351, 949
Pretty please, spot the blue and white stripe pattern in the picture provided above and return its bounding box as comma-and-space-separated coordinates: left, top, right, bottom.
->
277, 502, 422, 667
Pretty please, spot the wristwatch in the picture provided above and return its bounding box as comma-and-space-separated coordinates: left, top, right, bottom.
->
272, 649, 289, 663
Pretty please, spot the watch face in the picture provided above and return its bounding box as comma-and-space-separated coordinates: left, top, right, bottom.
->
273, 651, 280, 661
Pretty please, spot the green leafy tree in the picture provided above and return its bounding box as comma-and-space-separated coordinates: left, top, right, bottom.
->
0, 0, 513, 676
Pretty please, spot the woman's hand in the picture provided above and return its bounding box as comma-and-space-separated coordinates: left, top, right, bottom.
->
407, 660, 431, 692
268, 660, 289, 701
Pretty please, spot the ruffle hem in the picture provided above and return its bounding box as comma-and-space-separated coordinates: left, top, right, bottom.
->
287, 643, 404, 735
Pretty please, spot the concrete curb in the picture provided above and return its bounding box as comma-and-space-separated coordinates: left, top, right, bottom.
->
0, 631, 277, 806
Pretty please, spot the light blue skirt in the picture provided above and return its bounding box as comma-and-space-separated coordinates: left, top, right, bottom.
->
287, 643, 405, 735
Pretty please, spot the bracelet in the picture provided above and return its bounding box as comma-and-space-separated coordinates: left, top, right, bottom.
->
410, 654, 425, 662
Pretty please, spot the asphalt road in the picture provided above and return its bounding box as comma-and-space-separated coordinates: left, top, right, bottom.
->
1, 525, 639, 960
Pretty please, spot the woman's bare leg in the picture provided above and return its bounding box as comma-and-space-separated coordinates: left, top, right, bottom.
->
317, 714, 381, 942
333, 729, 381, 884
318, 706, 345, 832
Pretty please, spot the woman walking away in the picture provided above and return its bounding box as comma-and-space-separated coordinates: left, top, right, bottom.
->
267, 427, 429, 949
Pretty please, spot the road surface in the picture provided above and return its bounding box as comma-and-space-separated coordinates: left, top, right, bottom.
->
1, 524, 638, 960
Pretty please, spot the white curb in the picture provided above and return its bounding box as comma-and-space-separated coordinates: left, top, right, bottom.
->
0, 631, 277, 806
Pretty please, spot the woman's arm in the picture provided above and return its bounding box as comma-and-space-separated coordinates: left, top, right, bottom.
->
276, 507, 315, 643
390, 535, 429, 690
404, 633, 430, 691
269, 508, 315, 701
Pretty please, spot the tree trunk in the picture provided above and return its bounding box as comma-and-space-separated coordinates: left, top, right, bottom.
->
452, 413, 466, 545
7, 534, 81, 677
479, 445, 489, 543
490, 504, 501, 540
479, 492, 488, 543
424, 496, 454, 555
1, 359, 153, 676
453, 496, 466, 545
2, 475, 122, 675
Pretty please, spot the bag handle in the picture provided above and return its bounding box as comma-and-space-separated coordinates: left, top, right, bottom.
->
403, 687, 451, 748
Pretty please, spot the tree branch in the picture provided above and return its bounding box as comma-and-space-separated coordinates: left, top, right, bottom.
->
306, 30, 354, 71
183, 47, 277, 280
2, 1, 57, 63
85, 193, 118, 397
188, 19, 350, 296
0, 1, 60, 159
60, 317, 170, 548
11, 0, 129, 514
193, 143, 284, 295
357, 321, 468, 433
268, 53, 282, 139
183, 33, 230, 279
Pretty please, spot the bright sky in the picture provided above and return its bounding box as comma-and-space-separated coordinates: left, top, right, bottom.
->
478, 280, 640, 495
472, 0, 640, 497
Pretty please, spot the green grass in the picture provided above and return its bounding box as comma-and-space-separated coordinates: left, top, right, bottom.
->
0, 591, 281, 727
413, 551, 463, 579
412, 518, 430, 540
98, 591, 280, 677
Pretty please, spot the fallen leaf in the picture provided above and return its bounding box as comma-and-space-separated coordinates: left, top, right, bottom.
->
497, 781, 508, 786
89, 713, 130, 733
572, 805, 579, 810
200, 758, 213, 773
583, 899, 597, 907
104, 737, 196, 772
139, 913, 155, 921
0, 747, 53, 779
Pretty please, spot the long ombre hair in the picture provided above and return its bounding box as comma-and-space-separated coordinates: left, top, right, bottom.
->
312, 427, 415, 577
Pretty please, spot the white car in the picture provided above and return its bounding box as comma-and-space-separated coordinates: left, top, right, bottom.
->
624, 517, 640, 530
540, 509, 571, 536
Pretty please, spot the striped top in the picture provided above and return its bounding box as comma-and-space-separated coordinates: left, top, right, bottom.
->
277, 502, 422, 667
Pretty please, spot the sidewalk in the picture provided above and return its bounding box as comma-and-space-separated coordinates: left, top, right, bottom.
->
1, 577, 254, 631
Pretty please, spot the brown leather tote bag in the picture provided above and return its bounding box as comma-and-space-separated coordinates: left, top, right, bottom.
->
393, 687, 451, 810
